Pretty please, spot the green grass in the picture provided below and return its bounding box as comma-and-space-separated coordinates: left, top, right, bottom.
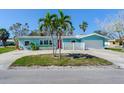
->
105, 48, 124, 52
0, 47, 16, 54
11, 54, 112, 67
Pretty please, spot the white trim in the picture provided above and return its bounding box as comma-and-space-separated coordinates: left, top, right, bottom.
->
80, 33, 109, 39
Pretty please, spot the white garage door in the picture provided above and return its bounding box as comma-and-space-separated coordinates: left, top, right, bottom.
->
84, 40, 103, 49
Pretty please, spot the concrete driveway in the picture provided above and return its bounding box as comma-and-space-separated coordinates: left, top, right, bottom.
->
0, 49, 124, 70
86, 49, 124, 68
0, 50, 52, 70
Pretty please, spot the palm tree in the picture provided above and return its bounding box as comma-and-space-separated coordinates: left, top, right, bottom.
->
79, 21, 88, 33
39, 12, 57, 56
57, 10, 73, 59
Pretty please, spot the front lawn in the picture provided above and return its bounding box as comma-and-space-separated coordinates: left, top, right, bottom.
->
11, 54, 112, 67
105, 48, 124, 52
0, 47, 16, 54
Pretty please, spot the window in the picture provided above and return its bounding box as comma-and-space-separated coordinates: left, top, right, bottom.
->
113, 41, 115, 44
44, 40, 48, 45
40, 40, 43, 45
71, 40, 75, 43
49, 40, 52, 45
25, 41, 30, 46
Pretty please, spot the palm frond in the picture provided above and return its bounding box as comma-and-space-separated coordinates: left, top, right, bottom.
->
39, 24, 45, 31
50, 14, 57, 19
64, 16, 70, 20
58, 9, 64, 18
65, 20, 72, 26
39, 18, 44, 23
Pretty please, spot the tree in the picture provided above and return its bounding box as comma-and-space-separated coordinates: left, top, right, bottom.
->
39, 10, 74, 59
62, 25, 75, 36
57, 10, 73, 59
94, 30, 108, 36
9, 23, 29, 49
79, 21, 88, 33
0, 28, 9, 47
39, 12, 57, 56
96, 11, 124, 45
29, 30, 41, 36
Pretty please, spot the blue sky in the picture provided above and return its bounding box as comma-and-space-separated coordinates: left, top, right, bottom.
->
0, 9, 121, 37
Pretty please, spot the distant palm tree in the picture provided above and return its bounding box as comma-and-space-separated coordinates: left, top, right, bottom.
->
79, 21, 88, 33
39, 12, 57, 56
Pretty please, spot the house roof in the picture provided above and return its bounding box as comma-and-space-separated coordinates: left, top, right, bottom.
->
108, 39, 116, 42
18, 36, 77, 39
18, 33, 109, 40
79, 33, 109, 39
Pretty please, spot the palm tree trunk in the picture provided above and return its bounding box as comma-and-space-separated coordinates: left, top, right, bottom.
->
51, 34, 55, 56
58, 33, 61, 60
54, 33, 58, 57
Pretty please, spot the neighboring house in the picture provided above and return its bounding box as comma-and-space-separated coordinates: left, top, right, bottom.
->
107, 39, 120, 48
6, 38, 15, 46
107, 36, 124, 48
18, 33, 109, 50
0, 38, 15, 46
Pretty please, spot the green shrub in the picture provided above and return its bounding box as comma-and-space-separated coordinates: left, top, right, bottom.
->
30, 42, 39, 50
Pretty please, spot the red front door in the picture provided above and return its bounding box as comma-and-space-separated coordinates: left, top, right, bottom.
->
58, 40, 62, 49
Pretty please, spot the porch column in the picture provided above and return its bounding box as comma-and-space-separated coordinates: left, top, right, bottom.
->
63, 42, 64, 50
73, 43, 75, 50
82, 42, 85, 50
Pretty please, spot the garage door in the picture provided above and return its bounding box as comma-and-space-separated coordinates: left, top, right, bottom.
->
84, 40, 103, 49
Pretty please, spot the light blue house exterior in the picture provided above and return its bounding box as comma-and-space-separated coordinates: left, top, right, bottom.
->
18, 33, 109, 50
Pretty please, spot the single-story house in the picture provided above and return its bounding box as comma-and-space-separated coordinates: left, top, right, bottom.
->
107, 38, 124, 48
107, 39, 120, 48
18, 33, 109, 50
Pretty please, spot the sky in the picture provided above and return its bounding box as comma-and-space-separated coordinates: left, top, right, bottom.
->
0, 9, 121, 37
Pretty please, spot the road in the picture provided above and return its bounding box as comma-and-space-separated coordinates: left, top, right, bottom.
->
0, 68, 124, 84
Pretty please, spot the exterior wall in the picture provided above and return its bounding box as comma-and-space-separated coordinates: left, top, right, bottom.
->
18, 37, 57, 50
18, 34, 108, 50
